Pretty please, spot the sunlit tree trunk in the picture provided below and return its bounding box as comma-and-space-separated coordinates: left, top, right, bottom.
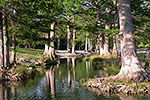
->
72, 28, 76, 54
67, 25, 71, 53
0, 12, 4, 69
48, 22, 56, 61
112, 36, 117, 54
57, 36, 60, 50
2, 6, 10, 67
112, 0, 119, 55
43, 33, 49, 55
114, 0, 149, 82
104, 33, 110, 56
99, 33, 104, 55
10, 33, 16, 65
88, 39, 93, 52
85, 33, 88, 52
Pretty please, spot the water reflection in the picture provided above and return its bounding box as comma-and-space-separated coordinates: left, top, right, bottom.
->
0, 84, 16, 100
46, 66, 55, 99
0, 57, 150, 100
67, 58, 71, 94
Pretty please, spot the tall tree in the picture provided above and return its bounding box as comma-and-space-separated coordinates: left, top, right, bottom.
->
1, 6, 10, 67
114, 0, 149, 82
67, 25, 71, 52
0, 11, 4, 69
49, 22, 56, 61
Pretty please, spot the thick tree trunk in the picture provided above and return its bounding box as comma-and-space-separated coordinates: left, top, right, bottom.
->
2, 6, 10, 68
67, 25, 71, 53
57, 36, 60, 50
0, 12, 4, 69
114, 0, 149, 82
72, 28, 76, 54
43, 33, 49, 55
48, 22, 56, 61
10, 33, 16, 65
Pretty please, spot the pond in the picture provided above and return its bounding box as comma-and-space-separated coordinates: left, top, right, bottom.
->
0, 57, 150, 100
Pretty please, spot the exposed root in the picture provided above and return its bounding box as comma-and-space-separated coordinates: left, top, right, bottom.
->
110, 71, 150, 82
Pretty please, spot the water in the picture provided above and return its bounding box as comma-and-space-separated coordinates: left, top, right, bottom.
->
0, 58, 150, 100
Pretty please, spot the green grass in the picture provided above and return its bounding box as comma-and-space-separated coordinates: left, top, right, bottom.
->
13, 47, 44, 61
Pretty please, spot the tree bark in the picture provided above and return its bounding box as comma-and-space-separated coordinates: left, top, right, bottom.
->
112, 36, 117, 54
10, 33, 16, 65
43, 33, 49, 55
0, 12, 4, 69
99, 33, 104, 55
2, 6, 10, 68
67, 25, 71, 53
114, 0, 149, 82
88, 38, 93, 52
48, 22, 56, 61
57, 36, 60, 50
85, 33, 88, 52
72, 27, 76, 54
95, 34, 100, 54
104, 33, 110, 56
116, 35, 121, 58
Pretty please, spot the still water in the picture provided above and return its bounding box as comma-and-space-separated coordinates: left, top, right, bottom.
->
0, 58, 150, 100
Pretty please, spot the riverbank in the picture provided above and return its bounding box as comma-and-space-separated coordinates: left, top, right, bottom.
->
82, 77, 150, 96
81, 51, 150, 96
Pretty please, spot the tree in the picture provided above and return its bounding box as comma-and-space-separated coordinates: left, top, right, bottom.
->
1, 6, 10, 68
114, 0, 149, 82
48, 22, 56, 61
0, 11, 4, 69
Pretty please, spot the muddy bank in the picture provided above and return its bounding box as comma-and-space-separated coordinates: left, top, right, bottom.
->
82, 78, 150, 96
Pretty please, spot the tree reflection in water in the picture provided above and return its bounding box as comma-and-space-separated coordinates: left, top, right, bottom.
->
45, 66, 55, 99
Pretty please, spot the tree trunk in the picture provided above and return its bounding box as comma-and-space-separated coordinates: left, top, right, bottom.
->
95, 34, 100, 54
10, 33, 16, 65
88, 39, 93, 52
104, 33, 110, 56
57, 36, 60, 50
0, 12, 4, 69
114, 0, 149, 82
48, 22, 56, 61
112, 36, 117, 54
99, 33, 104, 55
67, 25, 71, 53
2, 6, 10, 68
116, 35, 121, 58
72, 27, 76, 54
85, 33, 88, 52
43, 33, 49, 55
